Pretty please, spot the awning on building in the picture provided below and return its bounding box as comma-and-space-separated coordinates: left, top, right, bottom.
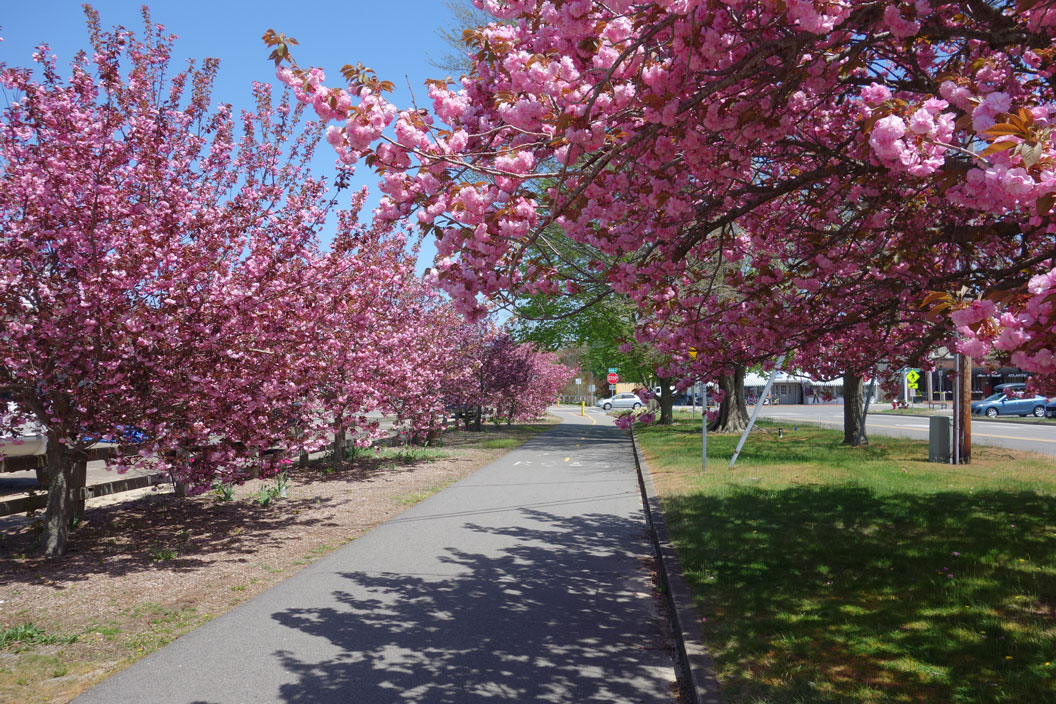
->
743, 372, 847, 387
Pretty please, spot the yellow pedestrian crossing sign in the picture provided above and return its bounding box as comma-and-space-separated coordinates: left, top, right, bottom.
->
906, 369, 920, 389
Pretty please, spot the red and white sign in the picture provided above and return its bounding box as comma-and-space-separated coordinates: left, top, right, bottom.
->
606, 372, 619, 384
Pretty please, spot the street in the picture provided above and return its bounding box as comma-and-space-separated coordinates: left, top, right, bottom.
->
753, 405, 1056, 456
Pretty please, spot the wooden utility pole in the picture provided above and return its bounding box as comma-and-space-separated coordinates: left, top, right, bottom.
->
960, 354, 972, 463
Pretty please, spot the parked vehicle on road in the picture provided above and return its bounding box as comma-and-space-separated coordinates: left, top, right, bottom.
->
79, 425, 149, 445
971, 384, 1049, 418
596, 393, 642, 411
0, 403, 46, 458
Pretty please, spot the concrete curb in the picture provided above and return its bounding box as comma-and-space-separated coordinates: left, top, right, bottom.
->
630, 428, 721, 704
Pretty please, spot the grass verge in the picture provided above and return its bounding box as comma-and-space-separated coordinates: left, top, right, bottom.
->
636, 419, 1056, 704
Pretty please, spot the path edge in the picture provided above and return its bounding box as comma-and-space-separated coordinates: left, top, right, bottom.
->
630, 426, 722, 704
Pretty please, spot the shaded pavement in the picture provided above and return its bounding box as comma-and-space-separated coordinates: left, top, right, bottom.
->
75, 410, 678, 703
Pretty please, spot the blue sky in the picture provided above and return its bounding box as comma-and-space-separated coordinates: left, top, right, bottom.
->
1, 1, 466, 268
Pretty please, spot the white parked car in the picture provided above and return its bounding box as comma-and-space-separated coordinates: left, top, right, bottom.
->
1, 403, 46, 457
596, 392, 643, 411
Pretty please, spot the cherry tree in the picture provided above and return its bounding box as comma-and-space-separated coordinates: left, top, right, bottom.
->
268, 0, 1056, 408
0, 10, 360, 555
437, 324, 573, 430
514, 347, 576, 419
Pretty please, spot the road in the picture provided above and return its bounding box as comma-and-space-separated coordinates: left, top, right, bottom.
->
75, 410, 678, 703
752, 405, 1056, 456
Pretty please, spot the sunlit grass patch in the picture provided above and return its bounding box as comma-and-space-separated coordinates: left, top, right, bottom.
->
0, 624, 78, 651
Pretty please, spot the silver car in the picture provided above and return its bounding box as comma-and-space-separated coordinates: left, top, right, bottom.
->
1, 402, 46, 458
596, 392, 643, 411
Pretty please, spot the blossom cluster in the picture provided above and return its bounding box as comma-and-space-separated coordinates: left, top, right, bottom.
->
0, 12, 574, 554
270, 1, 1056, 402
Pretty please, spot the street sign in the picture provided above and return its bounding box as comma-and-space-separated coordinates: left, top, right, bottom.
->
689, 347, 697, 359
609, 383, 616, 391
608, 367, 618, 374
907, 369, 920, 390
606, 372, 619, 384
575, 378, 582, 385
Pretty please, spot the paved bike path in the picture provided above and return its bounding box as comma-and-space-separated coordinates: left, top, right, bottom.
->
76, 410, 677, 703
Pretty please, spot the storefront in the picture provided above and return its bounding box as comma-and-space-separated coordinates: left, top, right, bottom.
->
974, 367, 1030, 396
744, 372, 850, 405
928, 356, 1031, 400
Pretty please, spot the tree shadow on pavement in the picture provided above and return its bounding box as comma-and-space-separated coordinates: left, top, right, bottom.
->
270, 508, 680, 704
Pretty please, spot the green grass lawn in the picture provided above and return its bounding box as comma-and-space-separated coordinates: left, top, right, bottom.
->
636, 420, 1056, 703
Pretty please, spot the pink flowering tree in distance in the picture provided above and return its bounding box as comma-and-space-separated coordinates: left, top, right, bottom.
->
481, 333, 536, 423
303, 202, 437, 468
437, 323, 573, 430
0, 10, 391, 555
268, 0, 1056, 406
321, 220, 468, 451
481, 333, 574, 424
516, 347, 576, 420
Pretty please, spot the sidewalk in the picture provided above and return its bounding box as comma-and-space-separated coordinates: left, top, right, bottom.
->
75, 413, 679, 703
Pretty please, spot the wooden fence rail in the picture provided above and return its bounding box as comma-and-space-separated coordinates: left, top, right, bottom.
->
0, 471, 169, 519
0, 446, 122, 474
0, 433, 361, 521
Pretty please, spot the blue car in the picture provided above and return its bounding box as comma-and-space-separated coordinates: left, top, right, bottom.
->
972, 384, 1049, 418
80, 425, 149, 444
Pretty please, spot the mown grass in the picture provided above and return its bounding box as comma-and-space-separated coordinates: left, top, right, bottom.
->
636, 420, 1056, 703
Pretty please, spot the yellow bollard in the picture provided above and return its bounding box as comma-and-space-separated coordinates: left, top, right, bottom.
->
581, 402, 585, 416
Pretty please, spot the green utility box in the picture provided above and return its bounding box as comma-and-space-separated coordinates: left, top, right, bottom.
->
928, 416, 952, 463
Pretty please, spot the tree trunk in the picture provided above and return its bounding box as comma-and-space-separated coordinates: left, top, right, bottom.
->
70, 460, 87, 526
332, 423, 346, 473
959, 354, 972, 464
39, 434, 75, 556
843, 371, 868, 446
709, 365, 750, 433
472, 405, 483, 432
656, 377, 675, 425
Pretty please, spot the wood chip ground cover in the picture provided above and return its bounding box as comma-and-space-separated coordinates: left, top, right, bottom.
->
0, 419, 557, 703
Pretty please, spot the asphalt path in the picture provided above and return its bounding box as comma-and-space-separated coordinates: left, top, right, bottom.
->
753, 405, 1056, 456
75, 410, 677, 704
